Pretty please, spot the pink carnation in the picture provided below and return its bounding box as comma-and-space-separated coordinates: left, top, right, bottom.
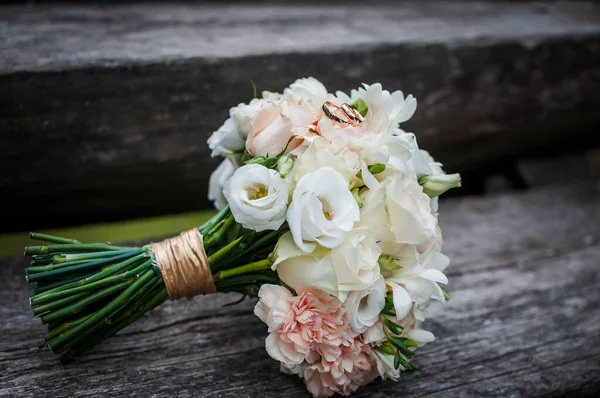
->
304, 336, 379, 397
254, 285, 351, 366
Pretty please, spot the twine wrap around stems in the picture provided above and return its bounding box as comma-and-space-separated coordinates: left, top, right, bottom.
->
150, 228, 216, 300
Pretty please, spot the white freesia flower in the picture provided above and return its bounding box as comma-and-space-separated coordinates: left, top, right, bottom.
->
283, 77, 329, 105
287, 167, 360, 253
208, 98, 267, 157
401, 132, 444, 178
332, 233, 382, 301
372, 349, 401, 381
208, 158, 235, 210
345, 277, 386, 333
271, 232, 338, 296
407, 328, 435, 346
385, 249, 450, 316
336, 83, 417, 135
223, 164, 288, 232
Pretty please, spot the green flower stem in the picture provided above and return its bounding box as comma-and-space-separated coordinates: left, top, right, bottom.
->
29, 232, 81, 245
27, 260, 89, 274
26, 250, 143, 283
44, 313, 93, 341
199, 206, 230, 236
25, 243, 136, 256
53, 249, 138, 263
203, 214, 235, 251
32, 253, 148, 300
31, 259, 152, 306
207, 236, 243, 266
42, 280, 133, 325
59, 287, 167, 364
49, 268, 156, 353
213, 259, 272, 281
33, 292, 89, 315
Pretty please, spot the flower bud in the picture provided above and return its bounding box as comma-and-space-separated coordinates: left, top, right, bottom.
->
418, 173, 461, 198
277, 153, 294, 177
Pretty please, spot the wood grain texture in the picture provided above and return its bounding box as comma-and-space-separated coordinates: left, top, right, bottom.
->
1, 2, 600, 230
1, 182, 599, 397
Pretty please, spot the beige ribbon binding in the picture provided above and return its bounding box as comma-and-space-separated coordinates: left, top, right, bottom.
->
150, 228, 216, 300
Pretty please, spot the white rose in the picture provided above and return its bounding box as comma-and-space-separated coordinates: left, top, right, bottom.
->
283, 77, 329, 105
345, 277, 386, 333
332, 233, 382, 300
223, 164, 288, 232
208, 158, 235, 210
271, 232, 338, 296
287, 167, 360, 253
208, 98, 267, 157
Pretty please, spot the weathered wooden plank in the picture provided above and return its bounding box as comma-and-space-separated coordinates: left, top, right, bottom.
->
1, 2, 600, 231
1, 182, 599, 397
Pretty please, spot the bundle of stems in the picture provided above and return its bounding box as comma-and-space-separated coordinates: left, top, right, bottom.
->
25, 206, 284, 363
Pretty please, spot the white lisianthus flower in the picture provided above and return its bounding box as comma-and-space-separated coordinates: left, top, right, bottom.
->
283, 77, 329, 105
208, 158, 235, 210
345, 277, 386, 333
287, 167, 360, 253
223, 164, 288, 232
331, 233, 382, 301
336, 83, 417, 135
208, 98, 267, 157
271, 232, 338, 296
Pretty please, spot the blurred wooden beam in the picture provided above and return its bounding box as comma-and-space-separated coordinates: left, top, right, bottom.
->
1, 2, 600, 230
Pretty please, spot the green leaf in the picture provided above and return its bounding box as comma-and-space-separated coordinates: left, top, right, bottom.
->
351, 98, 369, 117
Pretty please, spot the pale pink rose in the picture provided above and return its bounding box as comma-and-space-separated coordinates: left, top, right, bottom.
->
247, 103, 294, 157
304, 337, 379, 397
246, 100, 322, 157
254, 284, 352, 367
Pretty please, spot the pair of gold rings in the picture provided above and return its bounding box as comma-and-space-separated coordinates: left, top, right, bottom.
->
322, 101, 365, 127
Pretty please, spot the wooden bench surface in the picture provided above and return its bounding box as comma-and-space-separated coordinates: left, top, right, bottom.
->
2, 182, 599, 397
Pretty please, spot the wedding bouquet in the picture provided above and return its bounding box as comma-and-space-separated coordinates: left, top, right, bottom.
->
24, 77, 460, 397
